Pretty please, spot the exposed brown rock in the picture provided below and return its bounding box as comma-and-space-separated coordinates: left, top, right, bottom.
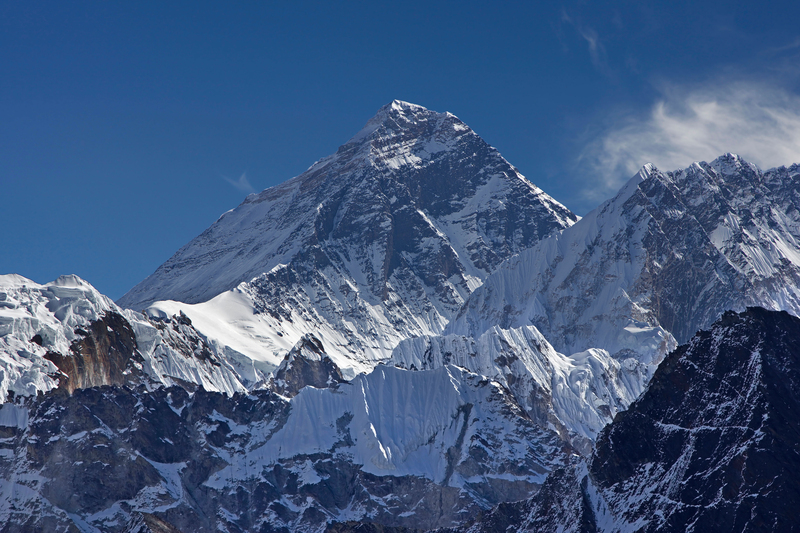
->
44, 311, 144, 393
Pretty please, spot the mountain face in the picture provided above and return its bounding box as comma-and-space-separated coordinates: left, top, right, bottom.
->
0, 274, 250, 402
388, 325, 646, 454
120, 100, 576, 375
0, 362, 569, 532
269, 334, 346, 398
450, 154, 800, 368
461, 308, 800, 532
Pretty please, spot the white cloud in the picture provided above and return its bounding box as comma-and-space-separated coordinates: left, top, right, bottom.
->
580, 81, 800, 203
223, 172, 256, 194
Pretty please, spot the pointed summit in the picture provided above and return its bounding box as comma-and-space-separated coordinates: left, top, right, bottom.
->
119, 102, 575, 314
340, 99, 474, 167
347, 100, 443, 143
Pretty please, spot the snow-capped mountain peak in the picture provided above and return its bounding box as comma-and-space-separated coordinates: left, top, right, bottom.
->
120, 101, 577, 375
450, 154, 800, 364
0, 274, 251, 400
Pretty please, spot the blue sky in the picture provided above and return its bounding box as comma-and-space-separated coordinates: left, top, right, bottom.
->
3, 1, 800, 300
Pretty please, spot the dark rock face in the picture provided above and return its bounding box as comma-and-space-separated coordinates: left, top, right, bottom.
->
591, 307, 800, 532
270, 334, 345, 397
458, 308, 800, 532
326, 522, 421, 532
0, 386, 290, 532
44, 311, 144, 393
447, 460, 598, 533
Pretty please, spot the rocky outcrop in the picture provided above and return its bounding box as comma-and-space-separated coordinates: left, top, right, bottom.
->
0, 275, 251, 401
44, 311, 143, 393
270, 334, 346, 397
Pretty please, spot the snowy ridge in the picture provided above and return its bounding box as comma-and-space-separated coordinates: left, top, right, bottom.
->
389, 325, 646, 448
213, 364, 564, 489
126, 100, 576, 374
450, 154, 800, 368
0, 364, 570, 532
0, 274, 249, 400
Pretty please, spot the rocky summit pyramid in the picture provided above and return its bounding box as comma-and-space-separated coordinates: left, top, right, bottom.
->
118, 100, 577, 376
119, 101, 576, 311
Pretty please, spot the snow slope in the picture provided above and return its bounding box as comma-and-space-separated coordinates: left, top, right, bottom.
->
389, 325, 647, 449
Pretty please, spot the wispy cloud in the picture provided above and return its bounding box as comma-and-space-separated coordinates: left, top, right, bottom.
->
559, 9, 608, 74
223, 172, 256, 194
577, 26, 606, 72
579, 81, 800, 203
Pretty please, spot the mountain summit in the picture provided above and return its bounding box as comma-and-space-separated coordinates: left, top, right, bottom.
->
118, 101, 576, 374
119, 100, 575, 311
3, 97, 800, 532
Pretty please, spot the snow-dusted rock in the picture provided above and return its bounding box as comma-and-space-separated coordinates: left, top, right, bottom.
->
450, 154, 800, 369
268, 334, 346, 398
0, 274, 250, 400
0, 364, 570, 532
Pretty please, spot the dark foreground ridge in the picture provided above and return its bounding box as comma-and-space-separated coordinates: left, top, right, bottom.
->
457, 307, 800, 532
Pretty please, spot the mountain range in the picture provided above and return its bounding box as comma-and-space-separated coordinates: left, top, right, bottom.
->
1, 100, 799, 532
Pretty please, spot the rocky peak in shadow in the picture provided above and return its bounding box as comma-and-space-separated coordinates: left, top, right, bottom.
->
454, 307, 800, 532
270, 334, 346, 397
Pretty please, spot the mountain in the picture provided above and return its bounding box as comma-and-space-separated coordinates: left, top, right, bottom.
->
388, 325, 646, 454
450, 154, 800, 368
406, 153, 800, 453
0, 361, 570, 532
0, 274, 251, 401
460, 307, 800, 532
119, 100, 576, 376
5, 95, 800, 533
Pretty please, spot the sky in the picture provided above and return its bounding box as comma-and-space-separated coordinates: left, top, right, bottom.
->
2, 0, 800, 300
